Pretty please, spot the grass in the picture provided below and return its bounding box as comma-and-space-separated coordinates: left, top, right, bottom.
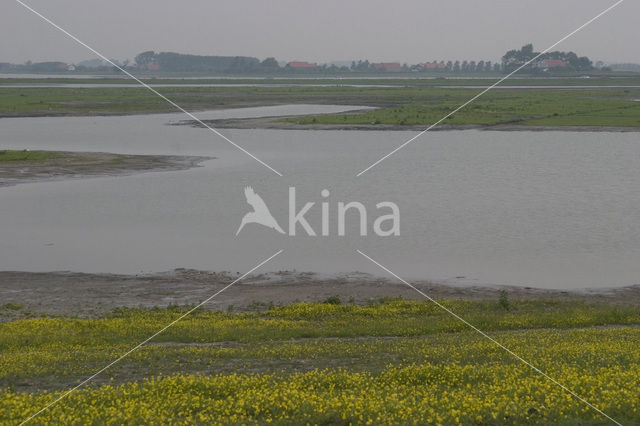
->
285, 88, 640, 128
1, 298, 639, 424
1, 82, 639, 128
0, 150, 58, 162
0, 303, 22, 311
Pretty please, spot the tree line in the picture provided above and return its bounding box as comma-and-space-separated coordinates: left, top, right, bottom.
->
0, 45, 597, 75
134, 51, 278, 73
501, 44, 593, 72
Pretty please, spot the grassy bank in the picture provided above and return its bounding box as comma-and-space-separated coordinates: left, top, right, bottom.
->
0, 151, 209, 188
0, 150, 58, 162
2, 81, 639, 128
284, 88, 640, 128
2, 298, 639, 424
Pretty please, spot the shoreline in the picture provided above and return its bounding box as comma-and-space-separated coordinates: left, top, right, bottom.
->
1, 107, 639, 132
173, 114, 640, 132
0, 151, 212, 187
0, 102, 283, 119
1, 270, 638, 320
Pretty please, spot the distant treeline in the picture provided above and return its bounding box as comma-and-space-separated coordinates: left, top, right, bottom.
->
134, 51, 279, 73
133, 51, 502, 74
0, 61, 72, 73
0, 44, 614, 75
502, 44, 594, 73
607, 63, 640, 72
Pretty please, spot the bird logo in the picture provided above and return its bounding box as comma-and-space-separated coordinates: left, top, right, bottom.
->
236, 186, 285, 236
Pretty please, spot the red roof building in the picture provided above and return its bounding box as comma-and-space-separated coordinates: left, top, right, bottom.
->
372, 62, 403, 72
420, 61, 446, 70
138, 63, 160, 71
287, 61, 317, 69
539, 59, 566, 68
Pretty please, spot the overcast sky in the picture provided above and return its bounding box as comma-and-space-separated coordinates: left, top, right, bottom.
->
2, 0, 638, 65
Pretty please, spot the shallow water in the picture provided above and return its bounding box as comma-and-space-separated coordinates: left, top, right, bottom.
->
1, 105, 639, 289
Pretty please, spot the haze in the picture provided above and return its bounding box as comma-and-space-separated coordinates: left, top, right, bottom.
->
1, 0, 638, 65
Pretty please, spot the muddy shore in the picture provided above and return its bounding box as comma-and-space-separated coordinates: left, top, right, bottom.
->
1, 270, 638, 321
0, 151, 212, 187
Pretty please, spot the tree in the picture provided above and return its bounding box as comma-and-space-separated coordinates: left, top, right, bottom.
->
260, 57, 279, 70
355, 60, 370, 71
501, 43, 593, 73
519, 43, 535, 61
501, 44, 539, 73
576, 56, 592, 71
151, 52, 261, 73
135, 51, 156, 66
453, 61, 460, 72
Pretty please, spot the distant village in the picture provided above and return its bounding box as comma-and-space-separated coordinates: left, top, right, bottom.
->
285, 58, 571, 73
1, 44, 629, 75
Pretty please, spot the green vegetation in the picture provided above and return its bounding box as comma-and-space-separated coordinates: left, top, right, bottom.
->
286, 88, 640, 128
499, 290, 511, 311
0, 303, 23, 311
0, 87, 172, 116
501, 43, 592, 73
0, 150, 58, 162
1, 299, 640, 423
2, 79, 639, 128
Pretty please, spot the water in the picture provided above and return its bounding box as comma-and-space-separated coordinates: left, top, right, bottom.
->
1, 105, 639, 289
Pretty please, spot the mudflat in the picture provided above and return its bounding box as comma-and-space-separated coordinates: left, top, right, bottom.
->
1, 270, 639, 321
0, 151, 211, 187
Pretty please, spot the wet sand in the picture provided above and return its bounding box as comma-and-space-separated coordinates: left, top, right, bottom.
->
1, 270, 639, 321
0, 151, 212, 187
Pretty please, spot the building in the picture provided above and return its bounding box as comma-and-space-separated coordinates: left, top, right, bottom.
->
286, 61, 317, 69
420, 61, 446, 70
138, 63, 160, 71
372, 62, 403, 72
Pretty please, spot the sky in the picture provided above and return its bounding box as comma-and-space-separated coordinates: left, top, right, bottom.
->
1, 0, 638, 65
